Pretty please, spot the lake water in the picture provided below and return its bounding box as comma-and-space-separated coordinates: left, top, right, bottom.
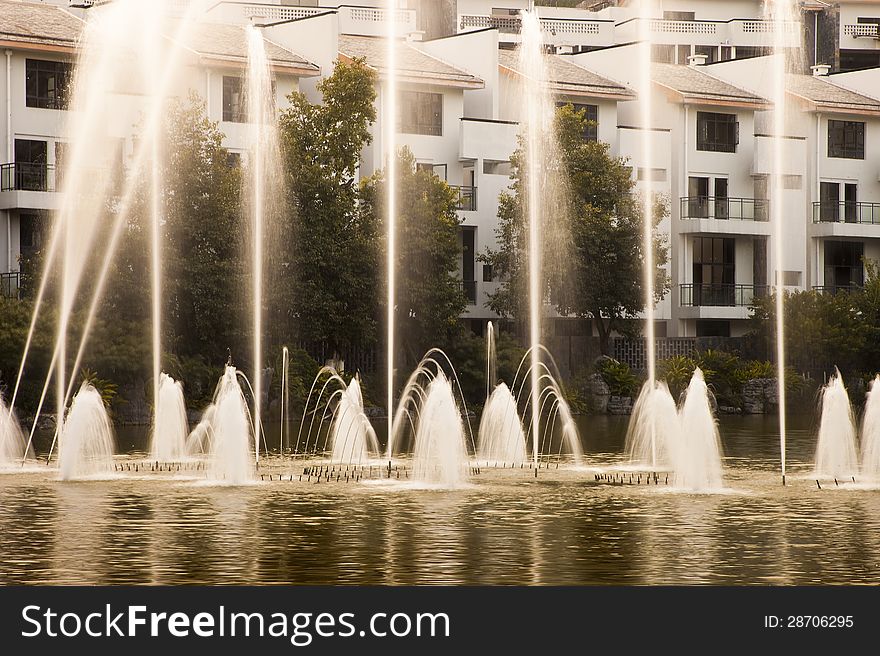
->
2, 414, 879, 585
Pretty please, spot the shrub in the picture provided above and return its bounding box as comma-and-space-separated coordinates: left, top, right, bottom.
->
597, 358, 639, 397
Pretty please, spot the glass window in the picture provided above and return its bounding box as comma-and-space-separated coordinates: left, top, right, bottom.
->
697, 112, 738, 152
556, 102, 598, 142
222, 76, 246, 123
824, 241, 864, 290
828, 120, 865, 159
25, 59, 72, 110
399, 91, 442, 136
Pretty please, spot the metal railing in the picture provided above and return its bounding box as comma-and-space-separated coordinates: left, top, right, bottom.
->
680, 196, 769, 221
459, 280, 477, 305
451, 185, 477, 212
812, 201, 880, 225
812, 284, 863, 295
0, 162, 56, 192
1, 272, 20, 299
679, 283, 768, 307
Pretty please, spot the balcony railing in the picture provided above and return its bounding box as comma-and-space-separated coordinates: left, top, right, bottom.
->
843, 24, 880, 39
812, 284, 863, 295
680, 283, 768, 307
1, 272, 20, 299
451, 185, 477, 212
680, 196, 769, 221
459, 14, 603, 37
459, 280, 477, 305
812, 201, 880, 225
0, 163, 56, 192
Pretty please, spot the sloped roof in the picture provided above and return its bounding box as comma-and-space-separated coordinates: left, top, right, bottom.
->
500, 49, 634, 100
0, 0, 83, 51
653, 63, 769, 108
787, 73, 880, 116
338, 34, 484, 89
179, 21, 318, 75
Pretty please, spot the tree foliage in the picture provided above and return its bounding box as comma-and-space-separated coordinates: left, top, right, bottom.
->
483, 104, 669, 354
278, 58, 380, 357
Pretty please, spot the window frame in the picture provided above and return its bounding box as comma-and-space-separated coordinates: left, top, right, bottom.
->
827, 119, 865, 159
222, 75, 246, 124
696, 111, 739, 153
25, 58, 72, 110
398, 90, 443, 136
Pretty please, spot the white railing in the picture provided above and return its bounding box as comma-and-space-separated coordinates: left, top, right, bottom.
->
348, 7, 411, 24
844, 23, 880, 38
650, 19, 716, 35
738, 19, 801, 34
459, 14, 604, 38
243, 5, 325, 22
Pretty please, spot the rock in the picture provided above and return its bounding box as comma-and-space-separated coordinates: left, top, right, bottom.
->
718, 405, 739, 415
607, 395, 633, 415
586, 373, 610, 413
742, 379, 766, 414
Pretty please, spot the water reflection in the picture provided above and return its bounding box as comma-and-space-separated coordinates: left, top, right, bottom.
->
1, 417, 880, 584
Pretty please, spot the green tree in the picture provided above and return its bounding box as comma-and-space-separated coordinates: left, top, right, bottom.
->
278, 58, 380, 359
484, 103, 669, 354
361, 148, 466, 368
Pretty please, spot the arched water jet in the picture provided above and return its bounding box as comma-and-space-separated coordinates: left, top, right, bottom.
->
149, 373, 188, 462
478, 383, 527, 464
861, 375, 880, 480
0, 396, 28, 466
625, 380, 679, 469
815, 370, 858, 479
328, 377, 379, 464
189, 367, 254, 484
58, 383, 115, 481
673, 368, 724, 490
411, 371, 470, 486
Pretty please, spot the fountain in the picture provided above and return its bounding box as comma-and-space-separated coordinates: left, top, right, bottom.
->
384, 0, 399, 461
860, 375, 880, 480
0, 396, 28, 466
673, 368, 724, 490
329, 376, 380, 464
58, 383, 115, 481
149, 373, 188, 462
814, 370, 859, 479
478, 383, 527, 464
411, 371, 470, 486
189, 366, 254, 484
625, 380, 679, 469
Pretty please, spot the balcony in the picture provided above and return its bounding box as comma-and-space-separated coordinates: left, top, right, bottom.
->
459, 280, 477, 305
1, 163, 56, 192
813, 284, 863, 295
616, 17, 800, 47
681, 196, 768, 221
459, 14, 613, 47
679, 283, 768, 308
813, 201, 880, 225
451, 185, 477, 212
842, 23, 880, 50
1, 272, 20, 299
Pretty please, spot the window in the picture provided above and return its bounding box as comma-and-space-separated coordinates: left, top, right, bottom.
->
828, 120, 864, 159
824, 241, 864, 290
482, 264, 494, 283
226, 152, 242, 169
557, 102, 598, 142
13, 139, 48, 191
687, 176, 709, 218
664, 11, 695, 21
399, 91, 442, 136
696, 320, 730, 338
697, 112, 738, 153
820, 182, 859, 222
651, 44, 674, 63
222, 76, 246, 123
695, 45, 718, 64
677, 45, 692, 65
25, 59, 72, 110
692, 237, 735, 306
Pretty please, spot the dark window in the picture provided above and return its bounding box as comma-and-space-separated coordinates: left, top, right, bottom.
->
824, 241, 864, 290
399, 91, 442, 136
664, 11, 695, 21
693, 237, 735, 306
651, 44, 675, 63
226, 152, 241, 169
687, 176, 709, 218
697, 112, 738, 152
556, 102, 598, 141
819, 181, 840, 221
696, 320, 731, 338
720, 46, 733, 62
714, 178, 729, 219
25, 59, 72, 110
828, 120, 865, 159
222, 76, 246, 123
695, 45, 718, 63
482, 263, 493, 283
13, 139, 48, 191
677, 44, 691, 65
753, 237, 768, 293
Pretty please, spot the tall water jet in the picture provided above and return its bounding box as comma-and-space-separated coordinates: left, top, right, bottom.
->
673, 368, 724, 490
766, 0, 795, 484
625, 380, 678, 468
149, 373, 188, 462
411, 371, 470, 486
280, 346, 290, 452
329, 377, 379, 464
519, 12, 557, 469
0, 396, 28, 466
246, 23, 282, 465
861, 376, 880, 480
384, 0, 399, 460
486, 321, 496, 401
58, 383, 115, 481
192, 366, 254, 485
478, 383, 527, 464
814, 370, 858, 479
